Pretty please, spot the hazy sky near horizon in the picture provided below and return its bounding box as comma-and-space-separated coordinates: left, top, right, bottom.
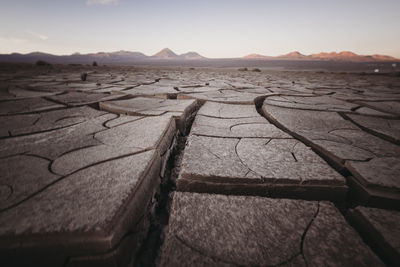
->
1, 0, 399, 58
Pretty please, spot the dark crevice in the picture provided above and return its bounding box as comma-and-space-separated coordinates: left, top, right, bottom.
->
104, 116, 146, 129
229, 122, 269, 131
166, 93, 177, 99
54, 144, 100, 158
23, 153, 52, 162
197, 114, 259, 119
42, 95, 66, 106
300, 202, 320, 267
54, 115, 82, 123
291, 152, 298, 162
100, 113, 120, 129
351, 105, 361, 112
0, 152, 29, 160
32, 116, 41, 125
121, 84, 141, 91
134, 101, 202, 267
192, 133, 292, 140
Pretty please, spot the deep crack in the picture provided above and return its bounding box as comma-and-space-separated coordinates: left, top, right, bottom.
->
134, 101, 202, 267
300, 202, 320, 267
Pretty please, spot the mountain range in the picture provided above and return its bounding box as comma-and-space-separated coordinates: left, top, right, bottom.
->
243, 51, 398, 62
0, 48, 398, 64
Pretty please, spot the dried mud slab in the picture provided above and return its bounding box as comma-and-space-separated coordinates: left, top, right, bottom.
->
177, 135, 347, 201
120, 84, 177, 97
346, 158, 400, 191
0, 155, 60, 210
262, 102, 400, 207
263, 95, 358, 112
2, 87, 60, 100
1, 65, 399, 266
0, 114, 114, 159
345, 114, 400, 144
345, 158, 400, 207
0, 106, 106, 137
0, 151, 162, 266
99, 97, 199, 133
354, 100, 400, 116
196, 101, 261, 118
191, 115, 290, 138
302, 202, 383, 266
159, 192, 382, 267
0, 100, 181, 265
0, 97, 64, 115
354, 106, 397, 117
178, 89, 261, 104
47, 91, 121, 106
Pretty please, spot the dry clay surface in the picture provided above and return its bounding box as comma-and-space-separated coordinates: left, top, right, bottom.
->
0, 64, 399, 266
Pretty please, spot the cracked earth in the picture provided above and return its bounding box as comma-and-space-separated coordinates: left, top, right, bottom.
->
0, 64, 399, 266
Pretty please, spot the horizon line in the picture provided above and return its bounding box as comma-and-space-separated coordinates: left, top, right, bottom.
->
2, 48, 400, 60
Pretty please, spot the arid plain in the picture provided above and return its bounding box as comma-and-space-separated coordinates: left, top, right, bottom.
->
0, 63, 399, 266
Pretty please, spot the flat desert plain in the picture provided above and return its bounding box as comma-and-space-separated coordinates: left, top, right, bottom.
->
0, 64, 399, 266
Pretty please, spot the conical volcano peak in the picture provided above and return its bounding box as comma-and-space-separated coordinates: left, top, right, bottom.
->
152, 48, 178, 59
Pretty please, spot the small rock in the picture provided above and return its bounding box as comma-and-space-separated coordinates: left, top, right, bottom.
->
36, 60, 51, 66
81, 73, 88, 81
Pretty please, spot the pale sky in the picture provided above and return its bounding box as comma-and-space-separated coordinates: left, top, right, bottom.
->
1, 0, 399, 58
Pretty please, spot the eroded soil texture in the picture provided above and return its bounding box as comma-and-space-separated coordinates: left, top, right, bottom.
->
0, 64, 399, 266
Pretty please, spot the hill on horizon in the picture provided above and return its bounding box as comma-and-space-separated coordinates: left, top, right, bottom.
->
0, 48, 398, 64
244, 51, 399, 62
151, 48, 206, 60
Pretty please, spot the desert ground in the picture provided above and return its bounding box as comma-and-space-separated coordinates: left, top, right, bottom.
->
0, 63, 399, 266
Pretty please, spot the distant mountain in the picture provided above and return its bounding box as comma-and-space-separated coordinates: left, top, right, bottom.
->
89, 50, 147, 59
311, 51, 356, 60
152, 48, 178, 59
278, 51, 309, 60
178, 52, 205, 60
310, 51, 398, 62
242, 54, 273, 59
0, 50, 148, 64
150, 48, 206, 60
310, 51, 363, 61
0, 49, 398, 64
25, 52, 55, 57
243, 51, 398, 62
